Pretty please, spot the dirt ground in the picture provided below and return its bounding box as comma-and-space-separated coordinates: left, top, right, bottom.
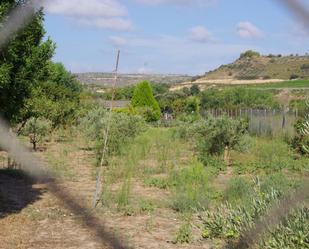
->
0, 141, 212, 249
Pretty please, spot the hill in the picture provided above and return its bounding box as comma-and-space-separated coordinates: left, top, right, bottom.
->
75, 72, 192, 87
193, 51, 309, 84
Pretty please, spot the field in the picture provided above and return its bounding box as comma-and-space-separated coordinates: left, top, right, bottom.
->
1, 111, 309, 248
1, 3, 309, 247
247, 79, 309, 89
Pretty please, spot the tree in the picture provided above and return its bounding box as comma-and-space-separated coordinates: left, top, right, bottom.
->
190, 85, 200, 96
22, 117, 52, 151
195, 117, 247, 165
22, 62, 82, 128
185, 96, 200, 114
131, 81, 161, 121
0, 0, 55, 124
239, 50, 260, 59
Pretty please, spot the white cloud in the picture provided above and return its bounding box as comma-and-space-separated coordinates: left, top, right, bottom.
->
236, 22, 264, 39
188, 26, 215, 43
44, 0, 133, 31
109, 36, 128, 47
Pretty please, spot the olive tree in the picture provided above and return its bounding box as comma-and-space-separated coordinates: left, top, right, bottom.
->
194, 116, 248, 165
22, 117, 52, 151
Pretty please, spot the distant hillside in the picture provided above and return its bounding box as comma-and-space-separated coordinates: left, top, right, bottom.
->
197, 51, 309, 82
75, 72, 192, 87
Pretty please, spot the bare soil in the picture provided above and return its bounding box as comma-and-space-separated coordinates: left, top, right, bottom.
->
0, 139, 211, 249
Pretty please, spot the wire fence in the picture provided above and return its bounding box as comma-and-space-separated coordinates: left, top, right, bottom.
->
206, 108, 299, 137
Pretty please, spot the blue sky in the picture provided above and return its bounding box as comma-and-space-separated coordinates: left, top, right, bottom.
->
43, 0, 309, 75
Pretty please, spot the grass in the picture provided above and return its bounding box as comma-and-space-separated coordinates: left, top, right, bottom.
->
231, 136, 309, 174
169, 160, 212, 212
14, 120, 307, 248
247, 79, 309, 89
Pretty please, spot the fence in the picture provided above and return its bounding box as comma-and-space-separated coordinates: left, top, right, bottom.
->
205, 108, 299, 137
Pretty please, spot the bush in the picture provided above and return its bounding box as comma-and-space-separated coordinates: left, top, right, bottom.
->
184, 96, 200, 114
131, 81, 161, 121
79, 107, 146, 163
22, 117, 52, 150
201, 182, 281, 240
239, 50, 260, 59
261, 207, 309, 248
290, 74, 299, 80
194, 116, 248, 164
292, 101, 309, 155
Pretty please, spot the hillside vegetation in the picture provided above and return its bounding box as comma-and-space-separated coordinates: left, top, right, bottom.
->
197, 50, 309, 82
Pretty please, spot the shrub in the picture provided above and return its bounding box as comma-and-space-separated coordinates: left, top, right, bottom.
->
184, 96, 200, 114
22, 117, 52, 150
79, 107, 146, 163
131, 81, 161, 121
239, 50, 260, 59
260, 207, 309, 248
201, 185, 281, 240
292, 100, 309, 155
195, 116, 248, 164
290, 74, 299, 80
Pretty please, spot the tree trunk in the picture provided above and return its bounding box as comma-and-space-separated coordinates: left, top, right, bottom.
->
33, 141, 37, 151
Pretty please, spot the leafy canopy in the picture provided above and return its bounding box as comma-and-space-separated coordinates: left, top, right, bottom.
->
0, 0, 55, 123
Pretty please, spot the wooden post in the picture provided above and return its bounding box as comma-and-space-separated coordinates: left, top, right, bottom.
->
282, 109, 286, 129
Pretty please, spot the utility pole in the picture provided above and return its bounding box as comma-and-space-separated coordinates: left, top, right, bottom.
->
92, 50, 120, 208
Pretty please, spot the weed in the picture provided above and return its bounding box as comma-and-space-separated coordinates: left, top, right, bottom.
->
224, 177, 254, 206
144, 177, 171, 189
173, 222, 193, 244
117, 178, 131, 210
170, 161, 211, 212
139, 199, 155, 214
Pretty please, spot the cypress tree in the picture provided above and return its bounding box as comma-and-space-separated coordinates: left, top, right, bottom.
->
131, 81, 161, 121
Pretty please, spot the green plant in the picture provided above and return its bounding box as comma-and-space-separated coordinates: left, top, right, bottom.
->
195, 116, 248, 164
117, 178, 131, 210
21, 117, 52, 150
173, 222, 193, 244
293, 100, 309, 155
224, 177, 253, 206
261, 207, 309, 249
201, 187, 281, 240
239, 50, 261, 59
139, 200, 155, 214
79, 107, 146, 163
144, 177, 171, 189
170, 161, 211, 212
131, 81, 161, 121
184, 96, 200, 114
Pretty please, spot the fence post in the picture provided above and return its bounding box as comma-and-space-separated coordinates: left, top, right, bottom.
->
282, 109, 286, 129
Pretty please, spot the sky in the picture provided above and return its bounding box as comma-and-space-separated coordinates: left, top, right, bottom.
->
42, 0, 309, 75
